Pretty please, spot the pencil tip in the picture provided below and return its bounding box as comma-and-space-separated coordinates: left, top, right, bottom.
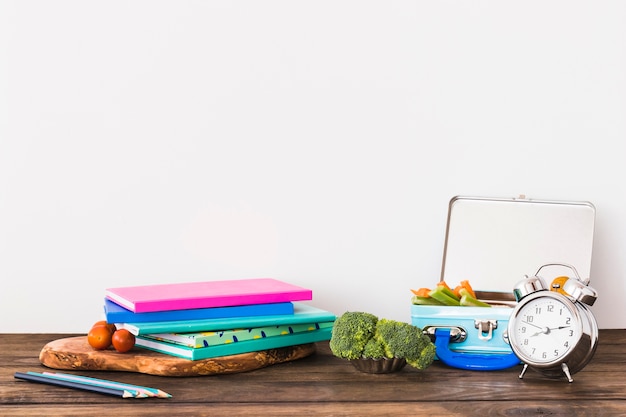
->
157, 389, 172, 398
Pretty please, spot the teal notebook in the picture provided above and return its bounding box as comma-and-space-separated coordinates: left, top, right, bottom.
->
135, 327, 333, 360
121, 303, 336, 335
143, 321, 335, 348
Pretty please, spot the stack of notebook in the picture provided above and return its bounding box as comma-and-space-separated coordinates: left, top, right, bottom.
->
103, 278, 335, 360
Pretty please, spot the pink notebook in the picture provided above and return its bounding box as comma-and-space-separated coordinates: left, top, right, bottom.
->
105, 278, 313, 313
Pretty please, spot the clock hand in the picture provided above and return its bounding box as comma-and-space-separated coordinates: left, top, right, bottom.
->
528, 325, 570, 336
522, 320, 542, 330
522, 321, 549, 336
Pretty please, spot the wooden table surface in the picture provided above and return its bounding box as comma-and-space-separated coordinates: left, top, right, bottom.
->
1, 330, 625, 416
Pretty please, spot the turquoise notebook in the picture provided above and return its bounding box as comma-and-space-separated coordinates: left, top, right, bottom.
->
135, 327, 333, 360
121, 303, 336, 335
143, 321, 335, 348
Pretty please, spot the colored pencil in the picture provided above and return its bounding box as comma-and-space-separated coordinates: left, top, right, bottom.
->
14, 372, 135, 398
41, 372, 171, 398
36, 373, 148, 398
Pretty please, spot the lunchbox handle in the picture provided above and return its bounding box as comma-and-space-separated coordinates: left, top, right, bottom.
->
434, 328, 520, 371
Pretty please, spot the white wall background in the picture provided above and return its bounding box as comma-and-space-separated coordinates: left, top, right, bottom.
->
1, 1, 625, 333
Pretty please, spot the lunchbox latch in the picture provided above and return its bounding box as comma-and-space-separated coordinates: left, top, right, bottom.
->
474, 319, 498, 341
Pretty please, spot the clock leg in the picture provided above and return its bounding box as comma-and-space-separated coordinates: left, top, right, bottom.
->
519, 364, 529, 379
561, 363, 574, 383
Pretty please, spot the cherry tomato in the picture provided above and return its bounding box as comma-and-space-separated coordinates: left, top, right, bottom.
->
93, 320, 117, 334
111, 329, 136, 353
88, 325, 113, 350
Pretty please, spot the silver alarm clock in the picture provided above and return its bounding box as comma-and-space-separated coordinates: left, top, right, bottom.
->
506, 264, 599, 383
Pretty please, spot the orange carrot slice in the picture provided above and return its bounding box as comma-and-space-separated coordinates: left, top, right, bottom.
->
459, 280, 476, 298
411, 287, 431, 297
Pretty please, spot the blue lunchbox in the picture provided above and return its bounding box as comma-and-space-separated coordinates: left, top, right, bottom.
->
412, 196, 596, 371
411, 294, 518, 370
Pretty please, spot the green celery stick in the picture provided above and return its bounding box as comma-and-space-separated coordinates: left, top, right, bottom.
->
428, 286, 461, 306
411, 295, 444, 306
459, 288, 491, 307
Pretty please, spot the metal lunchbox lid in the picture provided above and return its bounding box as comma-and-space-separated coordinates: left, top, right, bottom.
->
440, 195, 596, 296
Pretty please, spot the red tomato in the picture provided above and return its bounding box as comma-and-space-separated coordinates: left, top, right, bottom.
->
88, 325, 113, 350
111, 329, 136, 353
93, 320, 117, 334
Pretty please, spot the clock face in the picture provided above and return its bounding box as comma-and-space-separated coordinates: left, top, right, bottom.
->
509, 293, 582, 366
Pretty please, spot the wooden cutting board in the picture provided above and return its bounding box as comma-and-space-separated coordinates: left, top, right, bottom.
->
39, 336, 316, 377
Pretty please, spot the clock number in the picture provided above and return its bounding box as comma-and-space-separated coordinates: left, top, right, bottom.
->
535, 307, 541, 314
564, 341, 569, 348
554, 349, 559, 357
542, 351, 547, 359
569, 330, 574, 337
566, 317, 571, 325
521, 326, 526, 334
526, 315, 534, 323
547, 305, 554, 313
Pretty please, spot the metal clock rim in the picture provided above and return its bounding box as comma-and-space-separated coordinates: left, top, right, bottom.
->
507, 290, 583, 368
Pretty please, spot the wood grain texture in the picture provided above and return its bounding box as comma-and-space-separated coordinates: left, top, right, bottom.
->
38, 336, 316, 376
2, 331, 626, 416
4, 402, 626, 417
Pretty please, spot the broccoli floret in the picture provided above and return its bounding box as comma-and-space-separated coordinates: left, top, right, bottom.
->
362, 338, 386, 359
409, 341, 436, 370
329, 312, 435, 371
329, 312, 378, 359
373, 318, 435, 370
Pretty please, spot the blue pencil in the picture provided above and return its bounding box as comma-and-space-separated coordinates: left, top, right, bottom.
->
41, 372, 171, 398
14, 372, 135, 398
34, 372, 148, 398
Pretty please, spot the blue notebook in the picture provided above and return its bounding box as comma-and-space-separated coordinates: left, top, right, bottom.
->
104, 299, 294, 323
121, 303, 336, 335
135, 326, 333, 360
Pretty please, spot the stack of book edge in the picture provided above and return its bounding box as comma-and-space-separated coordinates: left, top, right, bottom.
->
103, 278, 335, 361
